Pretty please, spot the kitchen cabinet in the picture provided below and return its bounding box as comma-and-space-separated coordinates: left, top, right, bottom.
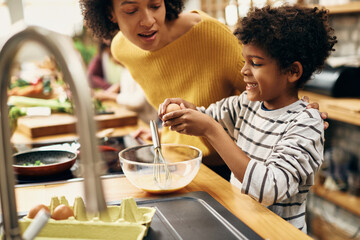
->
299, 90, 360, 239
299, 90, 360, 210
311, 183, 360, 217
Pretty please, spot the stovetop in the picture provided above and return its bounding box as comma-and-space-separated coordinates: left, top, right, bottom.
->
14, 135, 141, 186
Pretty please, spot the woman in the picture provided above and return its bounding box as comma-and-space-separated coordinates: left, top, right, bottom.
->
79, 0, 327, 180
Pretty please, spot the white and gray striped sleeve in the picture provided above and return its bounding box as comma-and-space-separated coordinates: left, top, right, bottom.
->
197, 95, 243, 140
241, 109, 324, 206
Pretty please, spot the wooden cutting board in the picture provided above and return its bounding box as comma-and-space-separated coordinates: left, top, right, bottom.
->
17, 107, 138, 138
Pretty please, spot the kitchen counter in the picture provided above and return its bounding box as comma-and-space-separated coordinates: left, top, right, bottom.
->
14, 164, 311, 240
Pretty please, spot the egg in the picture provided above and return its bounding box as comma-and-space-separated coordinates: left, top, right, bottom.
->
165, 103, 181, 113
51, 204, 74, 220
28, 204, 50, 219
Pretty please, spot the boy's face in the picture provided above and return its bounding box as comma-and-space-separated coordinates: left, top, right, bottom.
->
241, 44, 298, 110
111, 0, 166, 51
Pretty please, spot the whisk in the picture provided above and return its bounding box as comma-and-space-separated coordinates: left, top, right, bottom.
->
150, 120, 171, 189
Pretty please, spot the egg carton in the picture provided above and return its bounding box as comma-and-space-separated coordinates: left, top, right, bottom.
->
19, 196, 156, 240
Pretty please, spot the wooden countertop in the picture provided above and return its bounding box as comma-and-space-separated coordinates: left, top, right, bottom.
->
15, 164, 311, 240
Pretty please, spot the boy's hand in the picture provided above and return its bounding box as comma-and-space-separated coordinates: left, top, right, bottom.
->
162, 108, 215, 137
302, 96, 329, 130
158, 98, 196, 119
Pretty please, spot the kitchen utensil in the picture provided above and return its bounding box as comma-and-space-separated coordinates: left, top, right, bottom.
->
13, 149, 77, 177
149, 120, 171, 189
119, 143, 202, 194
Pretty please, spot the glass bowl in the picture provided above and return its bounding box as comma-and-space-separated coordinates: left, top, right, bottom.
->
119, 144, 202, 194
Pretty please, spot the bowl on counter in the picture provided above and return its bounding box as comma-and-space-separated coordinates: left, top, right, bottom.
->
119, 144, 202, 194
13, 149, 77, 177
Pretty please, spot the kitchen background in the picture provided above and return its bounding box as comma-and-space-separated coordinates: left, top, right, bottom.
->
1, 0, 360, 239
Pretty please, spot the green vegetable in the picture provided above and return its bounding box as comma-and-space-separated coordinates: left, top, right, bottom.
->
8, 105, 27, 131
94, 99, 106, 114
42, 76, 52, 94
22, 160, 44, 166
9, 78, 30, 89
8, 96, 73, 114
8, 96, 106, 132
8, 96, 73, 133
34, 160, 44, 166
9, 96, 104, 114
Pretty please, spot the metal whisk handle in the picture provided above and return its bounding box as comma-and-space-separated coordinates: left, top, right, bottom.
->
150, 120, 161, 149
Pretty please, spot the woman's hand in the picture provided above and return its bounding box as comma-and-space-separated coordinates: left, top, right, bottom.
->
93, 90, 118, 101
132, 127, 153, 143
302, 96, 329, 130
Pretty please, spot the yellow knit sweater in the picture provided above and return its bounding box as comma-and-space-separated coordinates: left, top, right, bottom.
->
111, 10, 245, 165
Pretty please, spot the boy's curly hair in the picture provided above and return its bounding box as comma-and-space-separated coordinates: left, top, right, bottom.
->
79, 0, 184, 40
234, 5, 337, 88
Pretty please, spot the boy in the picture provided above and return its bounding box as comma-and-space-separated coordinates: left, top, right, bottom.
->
159, 5, 337, 232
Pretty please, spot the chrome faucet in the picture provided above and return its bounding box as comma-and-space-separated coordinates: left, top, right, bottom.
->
0, 24, 108, 239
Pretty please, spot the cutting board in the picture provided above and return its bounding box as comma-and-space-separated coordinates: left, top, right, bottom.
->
17, 107, 138, 138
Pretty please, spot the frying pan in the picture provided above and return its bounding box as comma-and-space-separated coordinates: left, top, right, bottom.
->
13, 149, 77, 177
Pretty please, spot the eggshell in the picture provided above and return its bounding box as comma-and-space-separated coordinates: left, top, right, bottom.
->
52, 204, 74, 220
165, 103, 181, 113
28, 204, 50, 219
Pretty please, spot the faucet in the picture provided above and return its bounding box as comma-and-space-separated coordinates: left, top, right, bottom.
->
0, 23, 108, 239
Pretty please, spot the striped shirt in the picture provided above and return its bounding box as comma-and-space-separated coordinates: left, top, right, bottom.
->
199, 92, 324, 232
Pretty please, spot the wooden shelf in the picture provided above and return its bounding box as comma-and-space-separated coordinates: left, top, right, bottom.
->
299, 90, 360, 126
310, 2, 360, 14
311, 184, 360, 216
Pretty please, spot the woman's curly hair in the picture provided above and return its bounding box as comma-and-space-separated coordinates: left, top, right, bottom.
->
79, 0, 184, 40
234, 5, 337, 88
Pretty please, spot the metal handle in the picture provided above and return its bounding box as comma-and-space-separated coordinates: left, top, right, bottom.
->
150, 120, 160, 149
